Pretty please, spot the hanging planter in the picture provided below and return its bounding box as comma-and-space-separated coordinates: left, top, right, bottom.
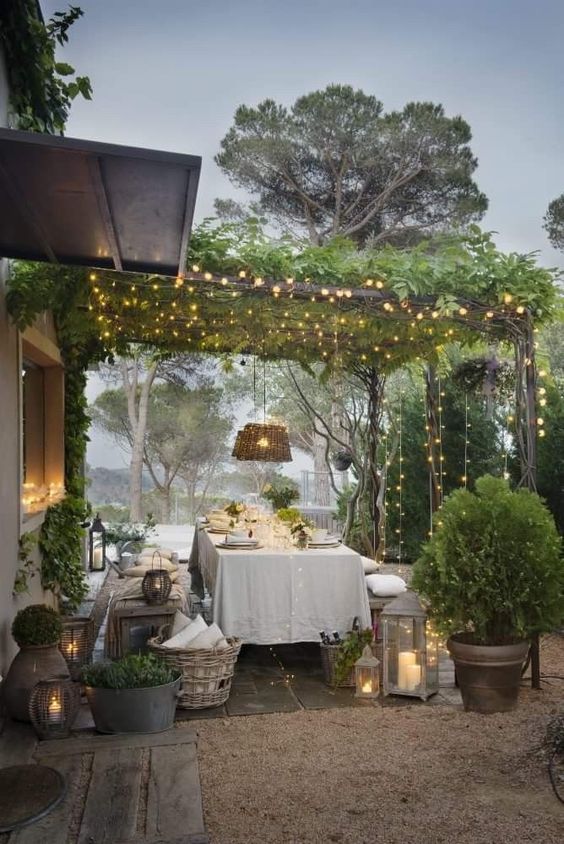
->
332, 450, 353, 471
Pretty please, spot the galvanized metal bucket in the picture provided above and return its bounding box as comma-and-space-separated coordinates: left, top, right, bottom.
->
85, 676, 182, 734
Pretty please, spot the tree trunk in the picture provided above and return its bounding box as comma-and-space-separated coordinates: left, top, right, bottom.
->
312, 432, 331, 505
160, 488, 171, 524
121, 358, 158, 522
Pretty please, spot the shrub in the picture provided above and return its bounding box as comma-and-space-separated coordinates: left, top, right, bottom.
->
412, 475, 564, 644
12, 604, 63, 646
81, 653, 180, 689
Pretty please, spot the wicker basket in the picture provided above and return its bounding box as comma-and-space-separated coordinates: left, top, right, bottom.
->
148, 626, 242, 709
320, 642, 355, 687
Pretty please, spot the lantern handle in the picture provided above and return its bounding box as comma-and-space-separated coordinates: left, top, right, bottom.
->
152, 549, 163, 571
351, 616, 361, 633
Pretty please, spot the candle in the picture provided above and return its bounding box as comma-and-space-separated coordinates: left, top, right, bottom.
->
48, 694, 62, 724
397, 651, 417, 688
66, 642, 79, 657
92, 547, 103, 567
405, 663, 421, 691
361, 680, 373, 694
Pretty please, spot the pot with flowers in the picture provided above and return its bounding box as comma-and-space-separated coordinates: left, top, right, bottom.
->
412, 475, 564, 714
276, 508, 314, 549
224, 501, 244, 526
262, 476, 300, 511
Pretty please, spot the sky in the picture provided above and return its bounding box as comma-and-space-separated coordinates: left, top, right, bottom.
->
43, 0, 564, 470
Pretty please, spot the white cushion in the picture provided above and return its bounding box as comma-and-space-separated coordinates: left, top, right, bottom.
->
170, 610, 191, 638
137, 552, 176, 567
140, 546, 174, 560
361, 555, 379, 575
162, 614, 207, 649
187, 623, 229, 650
365, 573, 407, 597
123, 565, 179, 582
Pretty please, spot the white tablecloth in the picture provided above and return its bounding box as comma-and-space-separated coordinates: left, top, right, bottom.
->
192, 527, 371, 644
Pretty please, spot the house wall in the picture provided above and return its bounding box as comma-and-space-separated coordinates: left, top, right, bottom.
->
0, 47, 57, 675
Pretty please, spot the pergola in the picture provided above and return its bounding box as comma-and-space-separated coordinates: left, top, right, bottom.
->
9, 223, 559, 689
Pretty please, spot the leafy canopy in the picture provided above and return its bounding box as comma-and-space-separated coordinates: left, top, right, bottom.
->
412, 475, 564, 643
216, 85, 487, 245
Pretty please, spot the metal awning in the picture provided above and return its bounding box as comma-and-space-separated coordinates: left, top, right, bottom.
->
0, 128, 201, 277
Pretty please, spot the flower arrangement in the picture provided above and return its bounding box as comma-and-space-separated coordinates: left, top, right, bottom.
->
262, 475, 300, 510
224, 501, 244, 519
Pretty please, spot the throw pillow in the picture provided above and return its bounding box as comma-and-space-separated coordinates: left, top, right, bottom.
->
162, 614, 207, 649
365, 573, 407, 597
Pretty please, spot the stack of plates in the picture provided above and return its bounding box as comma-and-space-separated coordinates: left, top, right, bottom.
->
308, 535, 341, 548
217, 534, 260, 550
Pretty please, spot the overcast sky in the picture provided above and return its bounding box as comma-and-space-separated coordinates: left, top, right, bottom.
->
43, 0, 564, 470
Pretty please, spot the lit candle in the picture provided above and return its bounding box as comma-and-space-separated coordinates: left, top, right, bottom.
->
405, 663, 421, 691
362, 680, 373, 694
398, 651, 417, 688
92, 547, 103, 567
48, 694, 62, 724
66, 642, 79, 658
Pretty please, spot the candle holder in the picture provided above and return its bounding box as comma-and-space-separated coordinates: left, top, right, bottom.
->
28, 677, 80, 740
142, 551, 172, 605
59, 617, 92, 680
381, 590, 439, 700
354, 645, 380, 700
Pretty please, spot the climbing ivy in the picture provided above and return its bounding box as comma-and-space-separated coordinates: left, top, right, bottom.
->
0, 2, 92, 134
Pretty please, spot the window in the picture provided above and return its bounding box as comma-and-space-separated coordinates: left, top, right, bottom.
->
21, 337, 64, 518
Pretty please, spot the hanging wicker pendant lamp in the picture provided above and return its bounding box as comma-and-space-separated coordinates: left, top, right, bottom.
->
231, 357, 292, 462
234, 422, 292, 462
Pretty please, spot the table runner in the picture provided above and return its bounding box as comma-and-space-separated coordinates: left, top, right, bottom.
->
192, 527, 371, 644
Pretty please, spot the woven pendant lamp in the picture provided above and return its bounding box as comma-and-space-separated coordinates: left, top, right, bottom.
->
232, 356, 292, 462
234, 421, 292, 462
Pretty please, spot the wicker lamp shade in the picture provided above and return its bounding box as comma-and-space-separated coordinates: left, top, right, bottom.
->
233, 422, 292, 462
29, 677, 80, 740
59, 617, 92, 680
142, 551, 173, 605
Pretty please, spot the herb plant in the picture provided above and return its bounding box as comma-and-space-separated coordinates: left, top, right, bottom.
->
81, 653, 180, 689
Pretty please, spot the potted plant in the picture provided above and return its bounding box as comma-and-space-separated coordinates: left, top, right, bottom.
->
3, 604, 69, 722
262, 476, 300, 511
412, 475, 564, 713
82, 653, 181, 734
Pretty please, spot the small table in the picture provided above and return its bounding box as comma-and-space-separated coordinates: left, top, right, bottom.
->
106, 595, 186, 658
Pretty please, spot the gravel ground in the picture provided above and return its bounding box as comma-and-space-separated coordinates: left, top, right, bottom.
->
190, 634, 564, 844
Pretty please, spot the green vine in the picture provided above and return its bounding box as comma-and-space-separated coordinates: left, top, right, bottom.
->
0, 2, 92, 134
332, 627, 374, 688
13, 531, 38, 596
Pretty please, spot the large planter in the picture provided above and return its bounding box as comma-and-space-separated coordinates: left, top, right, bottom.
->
3, 643, 70, 722
84, 676, 181, 734
447, 635, 529, 714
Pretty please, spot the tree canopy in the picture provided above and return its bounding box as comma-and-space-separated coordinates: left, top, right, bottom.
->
215, 85, 488, 245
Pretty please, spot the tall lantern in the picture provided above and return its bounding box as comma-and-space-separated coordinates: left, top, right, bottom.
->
381, 591, 439, 701
89, 513, 106, 571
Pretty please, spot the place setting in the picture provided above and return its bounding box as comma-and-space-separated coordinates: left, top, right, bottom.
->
307, 528, 342, 549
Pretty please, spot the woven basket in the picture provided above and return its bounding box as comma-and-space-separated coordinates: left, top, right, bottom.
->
320, 642, 355, 687
148, 626, 242, 709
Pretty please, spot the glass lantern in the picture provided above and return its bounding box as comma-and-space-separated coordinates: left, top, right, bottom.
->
381, 591, 439, 700
354, 644, 380, 700
59, 616, 92, 680
89, 513, 106, 571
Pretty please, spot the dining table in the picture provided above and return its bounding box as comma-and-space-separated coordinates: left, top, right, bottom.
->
188, 524, 371, 645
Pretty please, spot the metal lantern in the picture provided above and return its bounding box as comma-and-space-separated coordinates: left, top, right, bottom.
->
141, 551, 172, 605
354, 644, 380, 700
89, 513, 106, 571
28, 677, 80, 740
381, 591, 439, 701
59, 617, 92, 680
233, 422, 292, 462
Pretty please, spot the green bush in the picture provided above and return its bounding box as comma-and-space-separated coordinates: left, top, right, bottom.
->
12, 604, 63, 646
412, 475, 564, 644
81, 653, 180, 689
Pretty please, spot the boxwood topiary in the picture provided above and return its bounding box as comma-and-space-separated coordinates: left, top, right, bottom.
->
12, 604, 63, 647
412, 475, 564, 644
81, 653, 180, 690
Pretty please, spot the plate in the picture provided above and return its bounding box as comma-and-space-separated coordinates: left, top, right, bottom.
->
206, 527, 231, 534
307, 541, 341, 549
216, 542, 264, 550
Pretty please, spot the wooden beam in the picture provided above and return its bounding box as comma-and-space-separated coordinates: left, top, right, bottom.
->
88, 157, 123, 272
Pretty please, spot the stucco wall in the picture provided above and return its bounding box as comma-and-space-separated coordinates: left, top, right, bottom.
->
0, 47, 54, 675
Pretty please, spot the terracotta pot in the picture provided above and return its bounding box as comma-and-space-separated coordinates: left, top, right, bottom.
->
3, 643, 70, 722
447, 635, 529, 714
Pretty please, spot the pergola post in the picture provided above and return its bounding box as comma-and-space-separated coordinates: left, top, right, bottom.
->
514, 315, 541, 689
424, 365, 442, 517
